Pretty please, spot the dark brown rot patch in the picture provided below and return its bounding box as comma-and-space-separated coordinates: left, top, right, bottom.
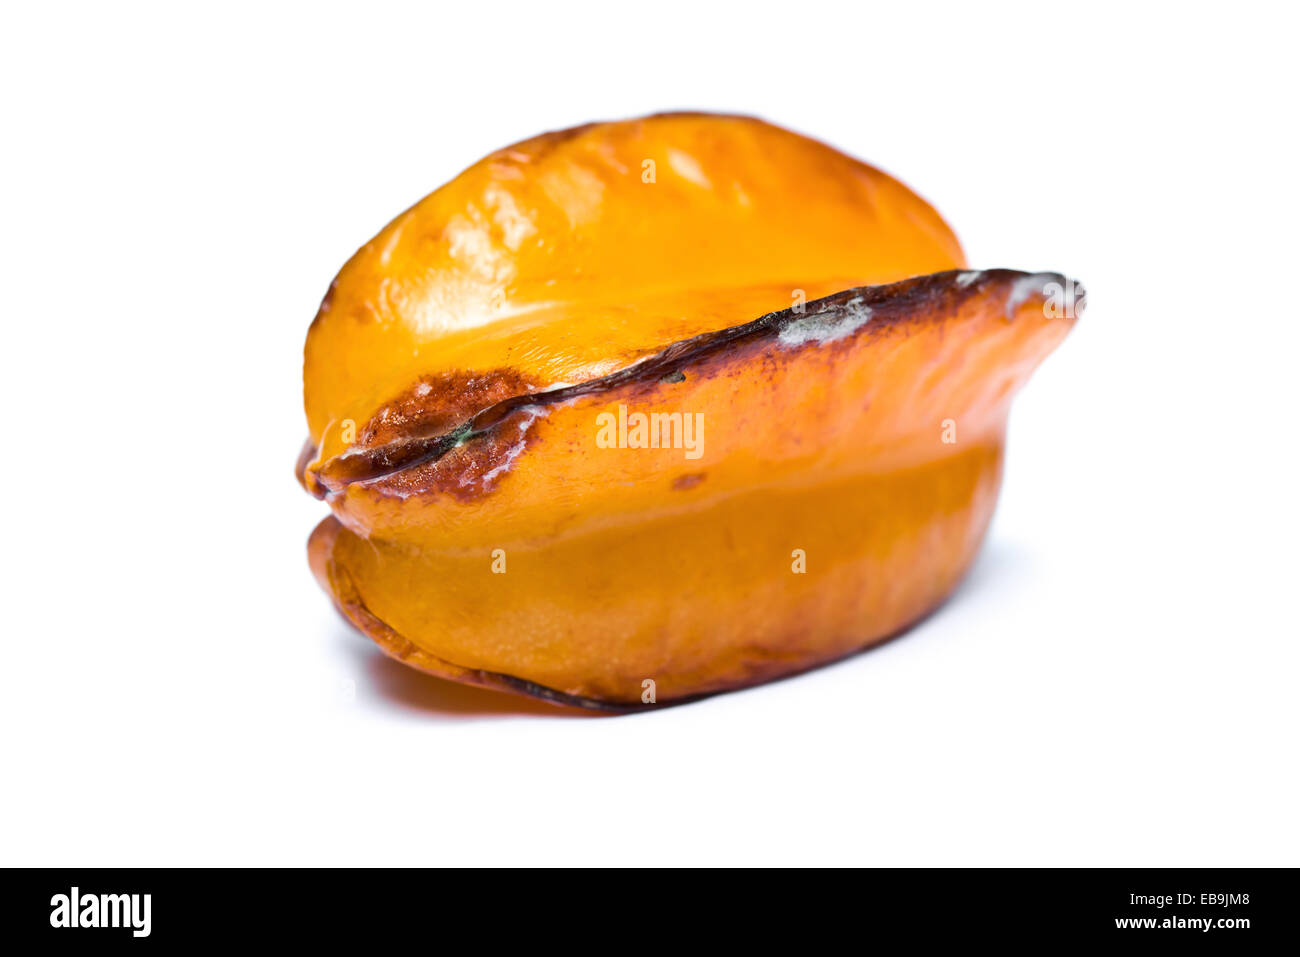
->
363, 405, 543, 502
672, 472, 707, 491
357, 368, 541, 449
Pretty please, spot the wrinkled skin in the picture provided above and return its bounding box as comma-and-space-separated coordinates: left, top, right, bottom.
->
298, 113, 1080, 711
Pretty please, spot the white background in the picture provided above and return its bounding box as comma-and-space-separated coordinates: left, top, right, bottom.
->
2, 2, 1296, 866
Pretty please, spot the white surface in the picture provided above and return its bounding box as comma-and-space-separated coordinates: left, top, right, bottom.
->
2, 2, 1296, 866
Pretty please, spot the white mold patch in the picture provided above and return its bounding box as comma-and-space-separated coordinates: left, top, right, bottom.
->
477, 406, 549, 487
956, 270, 983, 287
778, 297, 873, 348
1004, 273, 1058, 319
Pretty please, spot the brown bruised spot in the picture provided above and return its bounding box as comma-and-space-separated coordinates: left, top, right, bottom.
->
357, 368, 541, 449
358, 404, 546, 502
672, 472, 707, 491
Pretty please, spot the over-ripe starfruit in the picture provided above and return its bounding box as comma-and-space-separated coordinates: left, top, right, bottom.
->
298, 112, 1081, 711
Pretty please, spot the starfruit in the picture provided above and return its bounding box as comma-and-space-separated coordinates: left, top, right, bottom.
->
298, 112, 1081, 711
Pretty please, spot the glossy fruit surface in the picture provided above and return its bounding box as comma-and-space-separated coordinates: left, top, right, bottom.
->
298, 113, 1079, 710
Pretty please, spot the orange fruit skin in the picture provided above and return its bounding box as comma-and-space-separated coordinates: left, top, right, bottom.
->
299, 113, 1078, 710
